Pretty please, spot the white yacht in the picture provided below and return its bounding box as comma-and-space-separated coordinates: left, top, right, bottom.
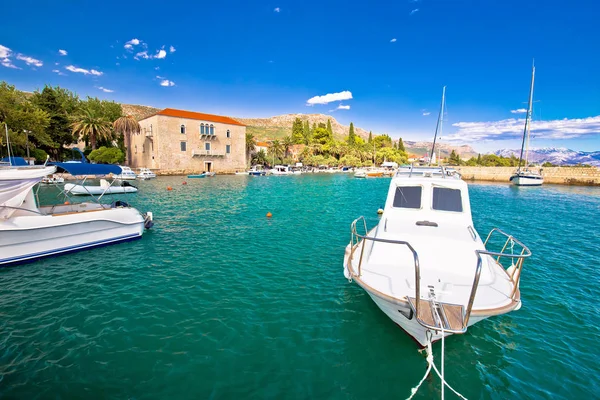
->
0, 163, 153, 266
343, 165, 531, 346
511, 63, 544, 186
115, 166, 137, 180
269, 165, 293, 175
137, 167, 157, 180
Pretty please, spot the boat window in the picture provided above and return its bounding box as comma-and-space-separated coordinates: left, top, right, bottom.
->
432, 187, 463, 212
393, 186, 421, 209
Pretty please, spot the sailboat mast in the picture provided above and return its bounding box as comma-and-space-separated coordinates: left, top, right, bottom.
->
429, 86, 446, 166
517, 63, 535, 172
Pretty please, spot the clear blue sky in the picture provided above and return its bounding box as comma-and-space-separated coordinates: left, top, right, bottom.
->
1, 0, 598, 152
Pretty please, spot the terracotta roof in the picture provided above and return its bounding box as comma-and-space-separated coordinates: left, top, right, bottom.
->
256, 142, 270, 147
150, 108, 245, 126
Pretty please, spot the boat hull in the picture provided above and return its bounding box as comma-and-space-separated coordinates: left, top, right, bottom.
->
510, 174, 544, 186
64, 183, 137, 195
0, 208, 145, 266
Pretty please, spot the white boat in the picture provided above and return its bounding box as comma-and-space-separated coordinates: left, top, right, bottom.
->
114, 166, 137, 180
41, 174, 64, 184
511, 63, 543, 186
269, 165, 293, 175
65, 179, 138, 195
343, 165, 531, 346
354, 169, 367, 178
0, 164, 153, 266
137, 168, 156, 180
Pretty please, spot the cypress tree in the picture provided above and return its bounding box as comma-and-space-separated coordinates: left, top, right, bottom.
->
398, 137, 405, 152
368, 131, 373, 143
348, 122, 356, 145
291, 117, 304, 144
327, 119, 333, 137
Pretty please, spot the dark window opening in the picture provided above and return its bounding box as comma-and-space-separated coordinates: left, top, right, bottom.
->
180, 142, 187, 152
432, 187, 463, 212
226, 144, 231, 154
180, 125, 186, 134
393, 186, 422, 209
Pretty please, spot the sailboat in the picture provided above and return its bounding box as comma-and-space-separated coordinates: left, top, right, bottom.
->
510, 64, 544, 186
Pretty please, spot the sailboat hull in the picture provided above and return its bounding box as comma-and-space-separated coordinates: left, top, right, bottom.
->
510, 174, 544, 186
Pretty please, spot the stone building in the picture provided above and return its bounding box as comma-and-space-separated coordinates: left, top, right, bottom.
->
129, 108, 246, 174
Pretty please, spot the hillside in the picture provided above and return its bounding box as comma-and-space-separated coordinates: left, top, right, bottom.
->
119, 104, 478, 158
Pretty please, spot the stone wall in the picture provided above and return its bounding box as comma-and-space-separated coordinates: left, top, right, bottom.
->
455, 166, 600, 186
129, 115, 246, 174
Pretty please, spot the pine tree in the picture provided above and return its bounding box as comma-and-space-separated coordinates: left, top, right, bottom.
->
326, 119, 333, 137
291, 117, 304, 144
398, 138, 405, 152
368, 131, 373, 143
348, 122, 356, 146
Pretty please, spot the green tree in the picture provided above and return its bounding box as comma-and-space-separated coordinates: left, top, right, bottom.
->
313, 127, 332, 145
376, 147, 407, 164
268, 139, 284, 163
252, 149, 268, 165
476, 153, 482, 165
245, 133, 257, 166
326, 119, 333, 137
87, 146, 125, 164
71, 106, 112, 150
282, 135, 294, 158
348, 122, 356, 146
113, 115, 140, 165
368, 131, 373, 143
291, 117, 304, 144
398, 138, 405, 152
303, 120, 310, 143
373, 134, 392, 149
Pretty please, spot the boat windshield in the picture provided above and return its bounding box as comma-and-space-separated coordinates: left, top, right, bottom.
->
432, 187, 463, 212
393, 186, 422, 209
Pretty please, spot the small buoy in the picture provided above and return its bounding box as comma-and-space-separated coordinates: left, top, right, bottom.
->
266, 212, 272, 218
182, 181, 187, 185
64, 201, 70, 205
167, 186, 173, 191
377, 208, 384, 215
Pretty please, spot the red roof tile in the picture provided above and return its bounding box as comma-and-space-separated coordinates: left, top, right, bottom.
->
151, 108, 245, 126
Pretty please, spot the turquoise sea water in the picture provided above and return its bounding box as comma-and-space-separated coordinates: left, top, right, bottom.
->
1, 175, 599, 399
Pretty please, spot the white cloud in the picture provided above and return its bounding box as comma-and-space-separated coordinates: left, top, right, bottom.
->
307, 90, 353, 105
16, 54, 43, 67
135, 51, 149, 60
155, 49, 167, 59
96, 86, 114, 93
410, 8, 419, 15
444, 116, 600, 142
390, 38, 397, 43
160, 79, 175, 87
52, 69, 66, 76
65, 65, 103, 76
155, 66, 160, 70
511, 108, 528, 114
336, 104, 350, 110
274, 7, 280, 12
169, 45, 176, 53
58, 49, 67, 56
156, 75, 165, 79
124, 38, 141, 50
0, 44, 19, 69
422, 112, 431, 116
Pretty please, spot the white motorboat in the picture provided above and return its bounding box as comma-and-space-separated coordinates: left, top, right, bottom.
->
65, 179, 138, 195
269, 165, 293, 175
0, 164, 153, 266
41, 174, 65, 184
343, 165, 531, 346
137, 167, 156, 180
114, 166, 137, 180
511, 63, 543, 186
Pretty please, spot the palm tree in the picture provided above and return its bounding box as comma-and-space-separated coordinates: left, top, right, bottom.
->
113, 115, 141, 165
269, 140, 284, 164
252, 149, 268, 165
246, 133, 257, 166
282, 135, 293, 158
71, 107, 112, 150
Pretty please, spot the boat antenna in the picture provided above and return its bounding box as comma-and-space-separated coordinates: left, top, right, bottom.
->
429, 86, 446, 166
517, 61, 535, 173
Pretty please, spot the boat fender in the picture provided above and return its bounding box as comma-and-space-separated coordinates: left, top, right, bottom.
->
377, 208, 384, 215
167, 186, 173, 191
111, 200, 130, 208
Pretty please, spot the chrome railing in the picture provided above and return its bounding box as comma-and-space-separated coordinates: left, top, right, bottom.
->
348, 218, 532, 333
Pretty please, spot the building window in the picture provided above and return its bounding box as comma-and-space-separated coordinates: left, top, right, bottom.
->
181, 142, 187, 152
210, 124, 214, 135
135, 145, 137, 154
181, 124, 186, 134
200, 124, 205, 134
205, 142, 211, 151
226, 144, 231, 154
226, 129, 231, 138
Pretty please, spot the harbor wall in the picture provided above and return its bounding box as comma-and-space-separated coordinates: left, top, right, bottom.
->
455, 166, 600, 186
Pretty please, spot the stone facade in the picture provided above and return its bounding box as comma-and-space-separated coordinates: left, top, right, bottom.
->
129, 109, 246, 174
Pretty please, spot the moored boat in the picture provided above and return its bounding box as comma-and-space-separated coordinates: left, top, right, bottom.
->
65, 179, 138, 195
137, 167, 156, 180
115, 166, 137, 180
188, 171, 216, 178
41, 174, 65, 184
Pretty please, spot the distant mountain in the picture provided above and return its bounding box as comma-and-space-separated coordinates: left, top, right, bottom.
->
494, 147, 600, 166
403, 141, 478, 159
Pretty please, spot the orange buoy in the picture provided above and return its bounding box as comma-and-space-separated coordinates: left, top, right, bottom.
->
64, 201, 70, 205
167, 186, 173, 191
182, 181, 187, 185
266, 212, 272, 218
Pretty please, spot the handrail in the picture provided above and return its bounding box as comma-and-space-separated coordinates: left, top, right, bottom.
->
349, 216, 422, 322
0, 205, 45, 215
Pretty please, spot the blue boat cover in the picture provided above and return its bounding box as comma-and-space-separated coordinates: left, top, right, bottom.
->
1, 156, 29, 166
51, 162, 122, 176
